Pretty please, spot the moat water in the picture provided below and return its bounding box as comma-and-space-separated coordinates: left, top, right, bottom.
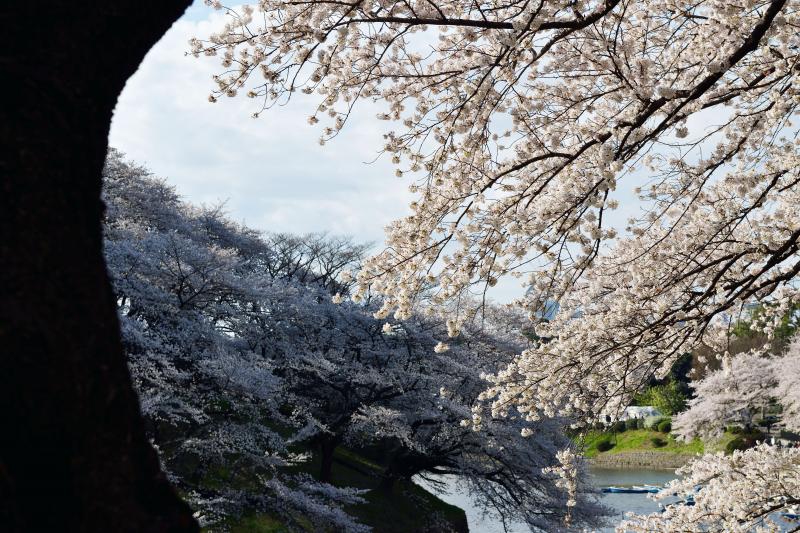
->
413, 467, 679, 532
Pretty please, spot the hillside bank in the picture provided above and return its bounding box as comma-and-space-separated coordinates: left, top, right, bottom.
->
581, 429, 705, 470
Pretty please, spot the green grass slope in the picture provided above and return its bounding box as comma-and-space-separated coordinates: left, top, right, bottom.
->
581, 429, 704, 458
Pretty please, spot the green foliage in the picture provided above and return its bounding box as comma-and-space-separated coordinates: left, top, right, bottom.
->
625, 418, 640, 431
644, 416, 664, 429
596, 437, 615, 452
238, 445, 467, 532
657, 420, 672, 433
725, 437, 748, 454
732, 302, 800, 341
650, 437, 667, 448
666, 353, 694, 391
226, 514, 288, 533
351, 481, 467, 533
723, 429, 766, 454
610, 421, 626, 433
634, 381, 687, 415
744, 428, 765, 440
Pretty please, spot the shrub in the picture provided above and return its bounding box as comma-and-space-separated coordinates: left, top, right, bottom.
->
742, 428, 765, 441
725, 437, 748, 454
727, 425, 743, 434
610, 421, 626, 433
596, 438, 615, 452
657, 420, 672, 433
650, 437, 667, 448
645, 416, 664, 429
725, 429, 765, 454
625, 418, 639, 431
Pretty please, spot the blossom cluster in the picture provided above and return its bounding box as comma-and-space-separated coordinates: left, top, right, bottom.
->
194, 0, 800, 424
672, 346, 799, 440
623, 334, 800, 531
619, 444, 800, 532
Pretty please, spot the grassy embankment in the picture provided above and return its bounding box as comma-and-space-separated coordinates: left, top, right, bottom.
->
581, 429, 704, 458
579, 424, 751, 460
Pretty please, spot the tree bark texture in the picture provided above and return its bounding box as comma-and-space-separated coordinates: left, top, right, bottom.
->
1, 3, 197, 531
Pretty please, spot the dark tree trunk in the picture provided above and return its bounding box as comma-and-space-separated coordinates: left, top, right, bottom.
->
319, 438, 338, 483
1, 3, 196, 531
378, 472, 399, 495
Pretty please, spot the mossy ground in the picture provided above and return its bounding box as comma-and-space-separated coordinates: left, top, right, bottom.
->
207, 446, 466, 533
226, 514, 287, 533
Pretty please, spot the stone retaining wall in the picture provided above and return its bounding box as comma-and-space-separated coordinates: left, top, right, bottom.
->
590, 451, 698, 470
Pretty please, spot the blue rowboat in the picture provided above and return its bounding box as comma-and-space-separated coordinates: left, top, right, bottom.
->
632, 485, 661, 493
601, 486, 651, 494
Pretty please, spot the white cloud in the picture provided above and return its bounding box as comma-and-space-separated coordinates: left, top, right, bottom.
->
109, 2, 412, 247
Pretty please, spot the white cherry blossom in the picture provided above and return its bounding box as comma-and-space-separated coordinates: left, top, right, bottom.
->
193, 0, 800, 423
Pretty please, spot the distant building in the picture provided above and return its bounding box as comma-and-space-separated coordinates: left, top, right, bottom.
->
622, 406, 662, 421
598, 405, 664, 426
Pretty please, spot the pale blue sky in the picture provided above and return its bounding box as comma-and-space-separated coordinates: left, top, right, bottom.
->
110, 3, 408, 242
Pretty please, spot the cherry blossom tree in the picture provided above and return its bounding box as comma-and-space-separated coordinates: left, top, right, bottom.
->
363, 311, 607, 530
182, 6, 800, 533
672, 330, 800, 440
672, 351, 778, 440
192, 4, 800, 528
103, 150, 606, 531
619, 443, 800, 533
104, 151, 370, 531
774, 334, 800, 430
237, 279, 430, 483
261, 232, 370, 294
193, 0, 800, 430
235, 275, 607, 530
624, 336, 800, 532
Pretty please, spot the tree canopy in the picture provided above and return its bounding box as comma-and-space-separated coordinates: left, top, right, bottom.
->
193, 0, 800, 427
103, 150, 606, 531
